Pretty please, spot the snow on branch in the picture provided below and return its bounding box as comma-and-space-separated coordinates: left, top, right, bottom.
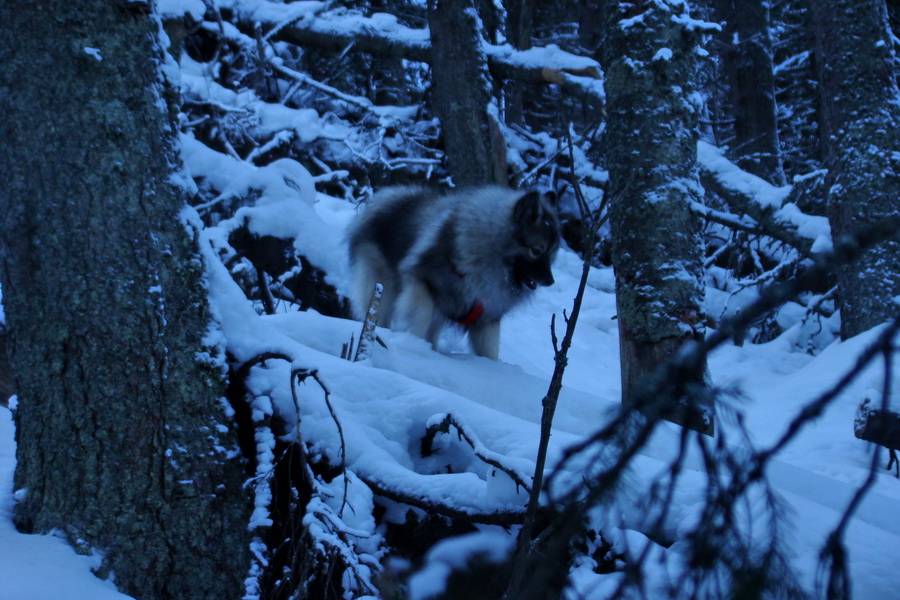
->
358, 474, 525, 526
422, 413, 533, 494
697, 141, 830, 254
208, 0, 605, 106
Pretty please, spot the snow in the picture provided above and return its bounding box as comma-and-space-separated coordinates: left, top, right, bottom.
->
215, 0, 326, 26
83, 47, 103, 61
157, 0, 205, 20
484, 43, 601, 75
2, 2, 900, 598
4, 190, 900, 597
697, 140, 831, 251
653, 48, 673, 62
697, 141, 790, 210
0, 408, 133, 600
407, 529, 515, 600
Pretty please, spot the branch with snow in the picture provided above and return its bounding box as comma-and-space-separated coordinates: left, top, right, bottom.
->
421, 413, 532, 494
353, 283, 382, 362
697, 141, 829, 255
201, 0, 606, 107
358, 474, 525, 526
520, 216, 900, 599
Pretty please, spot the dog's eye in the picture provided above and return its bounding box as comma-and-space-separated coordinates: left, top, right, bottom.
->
528, 246, 543, 259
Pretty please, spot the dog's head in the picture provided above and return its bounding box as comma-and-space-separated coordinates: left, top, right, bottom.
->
510, 190, 561, 290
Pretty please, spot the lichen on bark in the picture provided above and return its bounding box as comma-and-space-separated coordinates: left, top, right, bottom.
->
599, 0, 711, 430
0, 2, 252, 598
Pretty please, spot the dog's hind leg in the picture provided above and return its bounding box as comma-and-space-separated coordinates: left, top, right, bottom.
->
394, 277, 436, 343
468, 319, 500, 359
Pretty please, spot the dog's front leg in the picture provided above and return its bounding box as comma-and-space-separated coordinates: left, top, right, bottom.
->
394, 277, 435, 342
468, 319, 500, 360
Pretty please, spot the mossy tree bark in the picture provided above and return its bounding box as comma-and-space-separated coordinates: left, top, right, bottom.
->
428, 0, 507, 186
809, 0, 900, 339
0, 2, 252, 598
600, 0, 713, 434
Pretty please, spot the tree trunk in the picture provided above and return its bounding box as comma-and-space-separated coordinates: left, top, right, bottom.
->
714, 0, 787, 184
601, 0, 713, 434
504, 0, 536, 125
809, 0, 900, 339
428, 0, 507, 186
0, 2, 251, 598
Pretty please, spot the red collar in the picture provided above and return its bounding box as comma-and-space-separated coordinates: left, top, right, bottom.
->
455, 301, 485, 325
449, 261, 485, 325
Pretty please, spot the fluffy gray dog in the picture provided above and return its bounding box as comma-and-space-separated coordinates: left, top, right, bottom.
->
347, 186, 560, 359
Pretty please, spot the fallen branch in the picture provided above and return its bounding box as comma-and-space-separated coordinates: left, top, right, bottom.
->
198, 3, 606, 107
293, 368, 349, 516
697, 142, 818, 254
272, 60, 374, 111
421, 413, 532, 494
359, 474, 525, 526
689, 200, 766, 238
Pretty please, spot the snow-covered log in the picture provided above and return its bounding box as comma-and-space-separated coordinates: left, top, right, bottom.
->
697, 141, 829, 255
202, 2, 605, 106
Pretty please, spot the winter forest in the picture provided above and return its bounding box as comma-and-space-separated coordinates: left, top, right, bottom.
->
2, 0, 900, 598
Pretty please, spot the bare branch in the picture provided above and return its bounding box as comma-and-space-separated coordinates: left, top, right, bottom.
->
421, 413, 533, 494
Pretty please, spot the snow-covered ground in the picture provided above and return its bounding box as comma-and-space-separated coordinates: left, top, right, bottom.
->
2, 191, 899, 598
0, 408, 134, 600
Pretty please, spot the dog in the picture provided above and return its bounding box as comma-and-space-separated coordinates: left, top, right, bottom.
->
347, 185, 560, 359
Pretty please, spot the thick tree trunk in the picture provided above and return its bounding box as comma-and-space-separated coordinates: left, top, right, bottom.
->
601, 0, 712, 434
0, 2, 251, 599
428, 0, 507, 186
809, 0, 900, 339
714, 0, 786, 184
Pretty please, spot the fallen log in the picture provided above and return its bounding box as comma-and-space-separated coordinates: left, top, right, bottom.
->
193, 1, 606, 107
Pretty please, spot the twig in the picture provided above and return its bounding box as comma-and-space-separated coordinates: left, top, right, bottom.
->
504, 125, 602, 599
293, 368, 350, 517
819, 342, 893, 599
272, 60, 373, 111
421, 413, 533, 494
257, 266, 276, 315
354, 283, 382, 362
246, 130, 295, 164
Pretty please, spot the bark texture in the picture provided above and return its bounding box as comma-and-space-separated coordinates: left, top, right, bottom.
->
809, 0, 900, 338
428, 0, 507, 186
0, 2, 251, 598
714, 0, 786, 184
601, 0, 711, 433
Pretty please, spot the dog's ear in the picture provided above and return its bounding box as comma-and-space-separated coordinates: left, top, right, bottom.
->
513, 190, 545, 224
